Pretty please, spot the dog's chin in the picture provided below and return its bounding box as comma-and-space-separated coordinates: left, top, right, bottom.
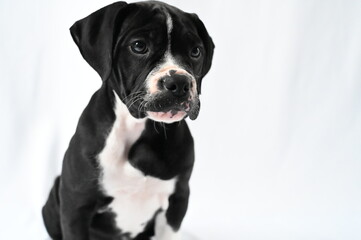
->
147, 110, 187, 123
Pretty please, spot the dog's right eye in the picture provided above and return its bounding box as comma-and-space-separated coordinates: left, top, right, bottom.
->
130, 41, 148, 54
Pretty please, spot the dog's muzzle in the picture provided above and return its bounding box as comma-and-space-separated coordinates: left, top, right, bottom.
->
144, 69, 200, 123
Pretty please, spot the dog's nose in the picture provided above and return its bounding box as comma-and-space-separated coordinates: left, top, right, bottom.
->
162, 74, 191, 97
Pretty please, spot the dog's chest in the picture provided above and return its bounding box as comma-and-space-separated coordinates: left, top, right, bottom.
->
97, 96, 176, 237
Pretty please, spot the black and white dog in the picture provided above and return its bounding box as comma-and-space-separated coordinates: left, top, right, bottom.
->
42, 1, 214, 239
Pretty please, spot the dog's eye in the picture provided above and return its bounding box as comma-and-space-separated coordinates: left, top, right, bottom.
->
190, 47, 201, 58
130, 41, 147, 54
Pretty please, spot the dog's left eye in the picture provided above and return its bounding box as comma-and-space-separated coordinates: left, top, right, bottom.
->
130, 41, 148, 54
190, 47, 201, 58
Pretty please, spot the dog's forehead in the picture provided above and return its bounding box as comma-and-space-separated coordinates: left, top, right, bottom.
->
123, 2, 197, 37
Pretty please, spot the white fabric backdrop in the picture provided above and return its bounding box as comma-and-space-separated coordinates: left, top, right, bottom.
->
1, 0, 361, 239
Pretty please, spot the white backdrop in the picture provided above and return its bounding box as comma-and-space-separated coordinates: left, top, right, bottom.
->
1, 0, 361, 239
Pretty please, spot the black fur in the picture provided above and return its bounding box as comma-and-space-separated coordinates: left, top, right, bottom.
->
42, 1, 214, 239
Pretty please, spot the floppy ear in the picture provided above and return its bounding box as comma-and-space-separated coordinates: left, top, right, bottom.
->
191, 14, 215, 93
70, 2, 128, 81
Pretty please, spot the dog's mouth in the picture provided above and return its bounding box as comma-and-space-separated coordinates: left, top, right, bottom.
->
123, 91, 200, 123
144, 94, 200, 123
147, 110, 188, 123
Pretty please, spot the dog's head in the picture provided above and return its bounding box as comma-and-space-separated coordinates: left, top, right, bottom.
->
70, 1, 214, 123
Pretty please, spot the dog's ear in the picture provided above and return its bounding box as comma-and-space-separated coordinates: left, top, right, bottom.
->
191, 14, 215, 93
70, 2, 128, 81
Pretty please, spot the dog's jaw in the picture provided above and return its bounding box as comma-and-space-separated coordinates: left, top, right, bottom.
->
147, 110, 187, 123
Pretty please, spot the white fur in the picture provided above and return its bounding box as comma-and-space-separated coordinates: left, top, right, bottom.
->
154, 211, 181, 240
98, 92, 176, 238
164, 11, 178, 67
165, 11, 173, 53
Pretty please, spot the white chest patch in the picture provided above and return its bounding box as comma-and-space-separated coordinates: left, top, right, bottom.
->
98, 92, 176, 237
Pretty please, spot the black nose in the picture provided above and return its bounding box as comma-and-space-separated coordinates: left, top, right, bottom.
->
163, 74, 191, 97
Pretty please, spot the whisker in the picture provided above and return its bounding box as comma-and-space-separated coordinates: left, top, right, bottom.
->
127, 96, 143, 109
162, 123, 167, 140
123, 91, 145, 104
153, 121, 159, 134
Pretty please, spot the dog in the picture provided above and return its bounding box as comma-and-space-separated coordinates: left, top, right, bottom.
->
42, 1, 214, 239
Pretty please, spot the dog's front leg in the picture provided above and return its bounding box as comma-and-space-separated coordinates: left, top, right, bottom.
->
59, 181, 97, 240
154, 180, 190, 240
